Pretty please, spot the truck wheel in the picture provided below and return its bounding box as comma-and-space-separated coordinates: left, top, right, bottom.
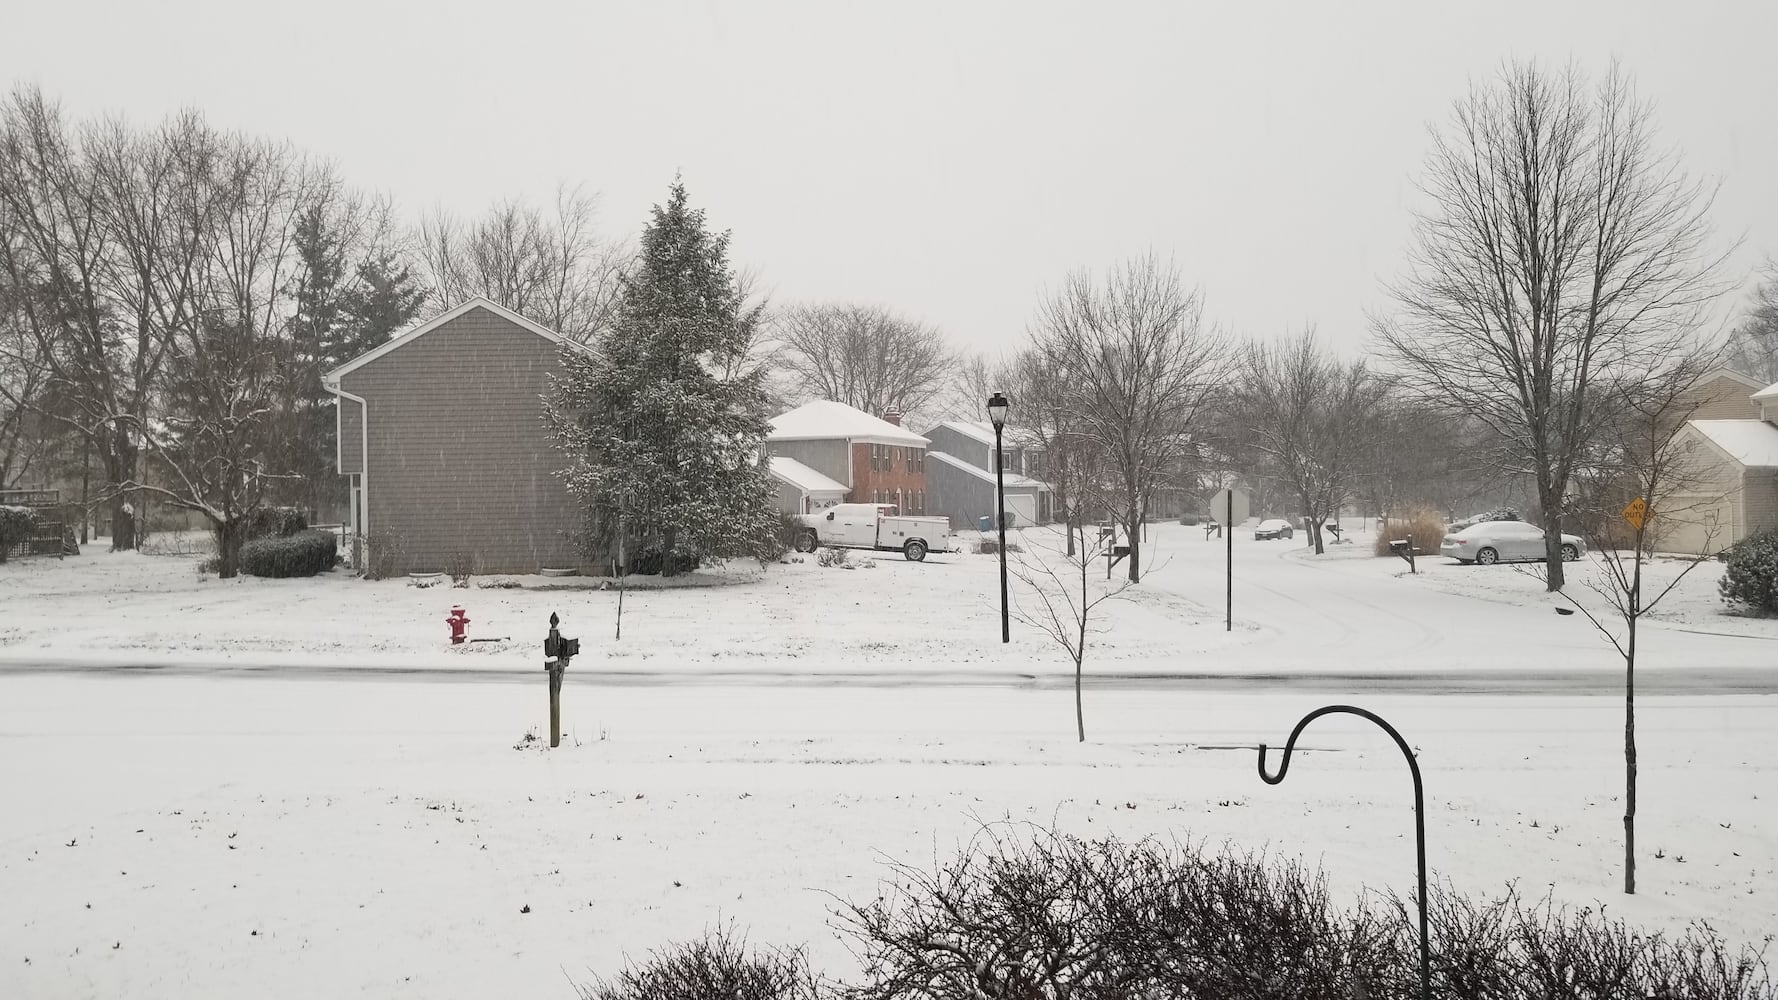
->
903, 539, 928, 562
794, 530, 819, 553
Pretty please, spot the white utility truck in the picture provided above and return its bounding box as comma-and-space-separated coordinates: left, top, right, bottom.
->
792, 503, 954, 561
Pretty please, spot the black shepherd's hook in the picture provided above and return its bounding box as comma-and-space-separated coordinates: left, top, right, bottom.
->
1258, 704, 1429, 1000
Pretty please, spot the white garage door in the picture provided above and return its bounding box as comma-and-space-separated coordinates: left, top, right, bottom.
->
1006, 492, 1038, 527
1658, 494, 1736, 555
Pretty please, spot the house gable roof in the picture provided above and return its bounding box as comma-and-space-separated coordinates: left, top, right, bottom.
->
922, 419, 1044, 450
769, 400, 928, 447
1685, 419, 1778, 468
1695, 367, 1767, 394
323, 297, 576, 384
767, 456, 848, 494
1753, 379, 1778, 402
927, 449, 1047, 490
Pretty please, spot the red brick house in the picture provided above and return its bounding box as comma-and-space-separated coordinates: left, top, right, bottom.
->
764, 401, 931, 514
324, 298, 584, 575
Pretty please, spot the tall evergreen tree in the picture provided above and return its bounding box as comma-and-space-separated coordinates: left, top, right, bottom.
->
281, 208, 423, 515
548, 181, 778, 575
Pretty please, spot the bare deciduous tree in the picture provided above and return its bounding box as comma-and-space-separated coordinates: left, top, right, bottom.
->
1003, 347, 1100, 556
1235, 329, 1386, 553
1550, 353, 1730, 896
1033, 254, 1226, 582
1379, 60, 1731, 591
1727, 259, 1778, 384
1009, 515, 1132, 742
418, 184, 624, 342
773, 302, 955, 420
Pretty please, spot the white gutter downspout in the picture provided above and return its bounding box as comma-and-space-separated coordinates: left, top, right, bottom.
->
327, 381, 370, 570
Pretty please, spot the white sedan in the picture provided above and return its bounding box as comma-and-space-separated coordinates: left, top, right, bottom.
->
1440, 521, 1585, 565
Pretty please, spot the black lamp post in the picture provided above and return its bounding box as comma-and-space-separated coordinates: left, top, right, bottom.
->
987, 392, 1010, 643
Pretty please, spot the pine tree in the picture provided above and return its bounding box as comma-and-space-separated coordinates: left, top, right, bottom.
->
548, 181, 778, 575
280, 210, 424, 516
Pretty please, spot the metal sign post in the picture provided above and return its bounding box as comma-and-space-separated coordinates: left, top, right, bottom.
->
542, 612, 579, 748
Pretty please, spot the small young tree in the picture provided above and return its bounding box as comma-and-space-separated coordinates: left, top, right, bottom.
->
1550, 357, 1727, 895
548, 181, 779, 576
1008, 510, 1133, 742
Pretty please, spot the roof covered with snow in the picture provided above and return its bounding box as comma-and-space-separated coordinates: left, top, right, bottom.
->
925, 420, 1043, 449
1687, 419, 1778, 467
1753, 380, 1778, 402
766, 456, 848, 494
768, 401, 928, 447
927, 450, 1048, 490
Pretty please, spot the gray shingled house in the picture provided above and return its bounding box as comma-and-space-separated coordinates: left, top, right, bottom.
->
324, 298, 584, 576
921, 420, 1051, 529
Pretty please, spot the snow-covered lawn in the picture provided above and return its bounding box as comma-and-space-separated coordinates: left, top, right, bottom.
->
1, 676, 1773, 999
4, 523, 1776, 998
1293, 526, 1778, 640
0, 531, 1246, 675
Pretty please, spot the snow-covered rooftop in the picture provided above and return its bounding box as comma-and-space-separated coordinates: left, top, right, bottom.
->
1688, 419, 1778, 467
766, 456, 848, 494
927, 450, 1048, 490
1752, 380, 1778, 402
925, 420, 1043, 449
768, 401, 928, 447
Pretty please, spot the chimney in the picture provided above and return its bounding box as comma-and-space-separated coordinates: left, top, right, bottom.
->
882, 409, 902, 427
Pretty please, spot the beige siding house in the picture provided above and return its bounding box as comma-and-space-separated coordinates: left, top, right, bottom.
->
325, 299, 584, 575
1661, 370, 1778, 554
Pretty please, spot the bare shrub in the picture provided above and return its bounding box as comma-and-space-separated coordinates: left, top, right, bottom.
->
575, 925, 823, 1000
816, 546, 849, 568
1411, 882, 1776, 1000
1375, 508, 1447, 557
444, 549, 478, 587
836, 825, 1391, 1000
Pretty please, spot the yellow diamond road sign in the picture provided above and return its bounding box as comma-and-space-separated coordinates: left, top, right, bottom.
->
1622, 497, 1649, 530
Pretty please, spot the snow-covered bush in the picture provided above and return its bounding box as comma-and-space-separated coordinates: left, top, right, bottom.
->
1375, 507, 1446, 557
630, 546, 700, 576
575, 926, 822, 1000
241, 505, 308, 540
238, 530, 337, 578
1719, 529, 1778, 616
816, 546, 849, 568
0, 505, 35, 563
971, 537, 1022, 554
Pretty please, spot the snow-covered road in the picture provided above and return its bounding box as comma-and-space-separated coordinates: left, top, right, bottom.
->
2, 675, 1774, 1000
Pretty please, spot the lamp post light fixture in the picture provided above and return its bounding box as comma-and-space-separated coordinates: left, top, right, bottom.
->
987, 392, 1011, 644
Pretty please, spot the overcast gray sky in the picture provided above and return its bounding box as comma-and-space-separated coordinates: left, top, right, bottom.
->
5, 0, 1775, 357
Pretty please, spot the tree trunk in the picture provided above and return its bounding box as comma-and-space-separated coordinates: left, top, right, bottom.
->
1124, 499, 1141, 583
1311, 519, 1325, 555
215, 519, 245, 579
1540, 493, 1566, 591
661, 525, 679, 577
1074, 655, 1085, 743
1625, 613, 1638, 895
1625, 553, 1642, 895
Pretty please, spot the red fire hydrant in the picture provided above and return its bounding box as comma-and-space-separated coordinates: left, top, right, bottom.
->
445, 605, 471, 645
